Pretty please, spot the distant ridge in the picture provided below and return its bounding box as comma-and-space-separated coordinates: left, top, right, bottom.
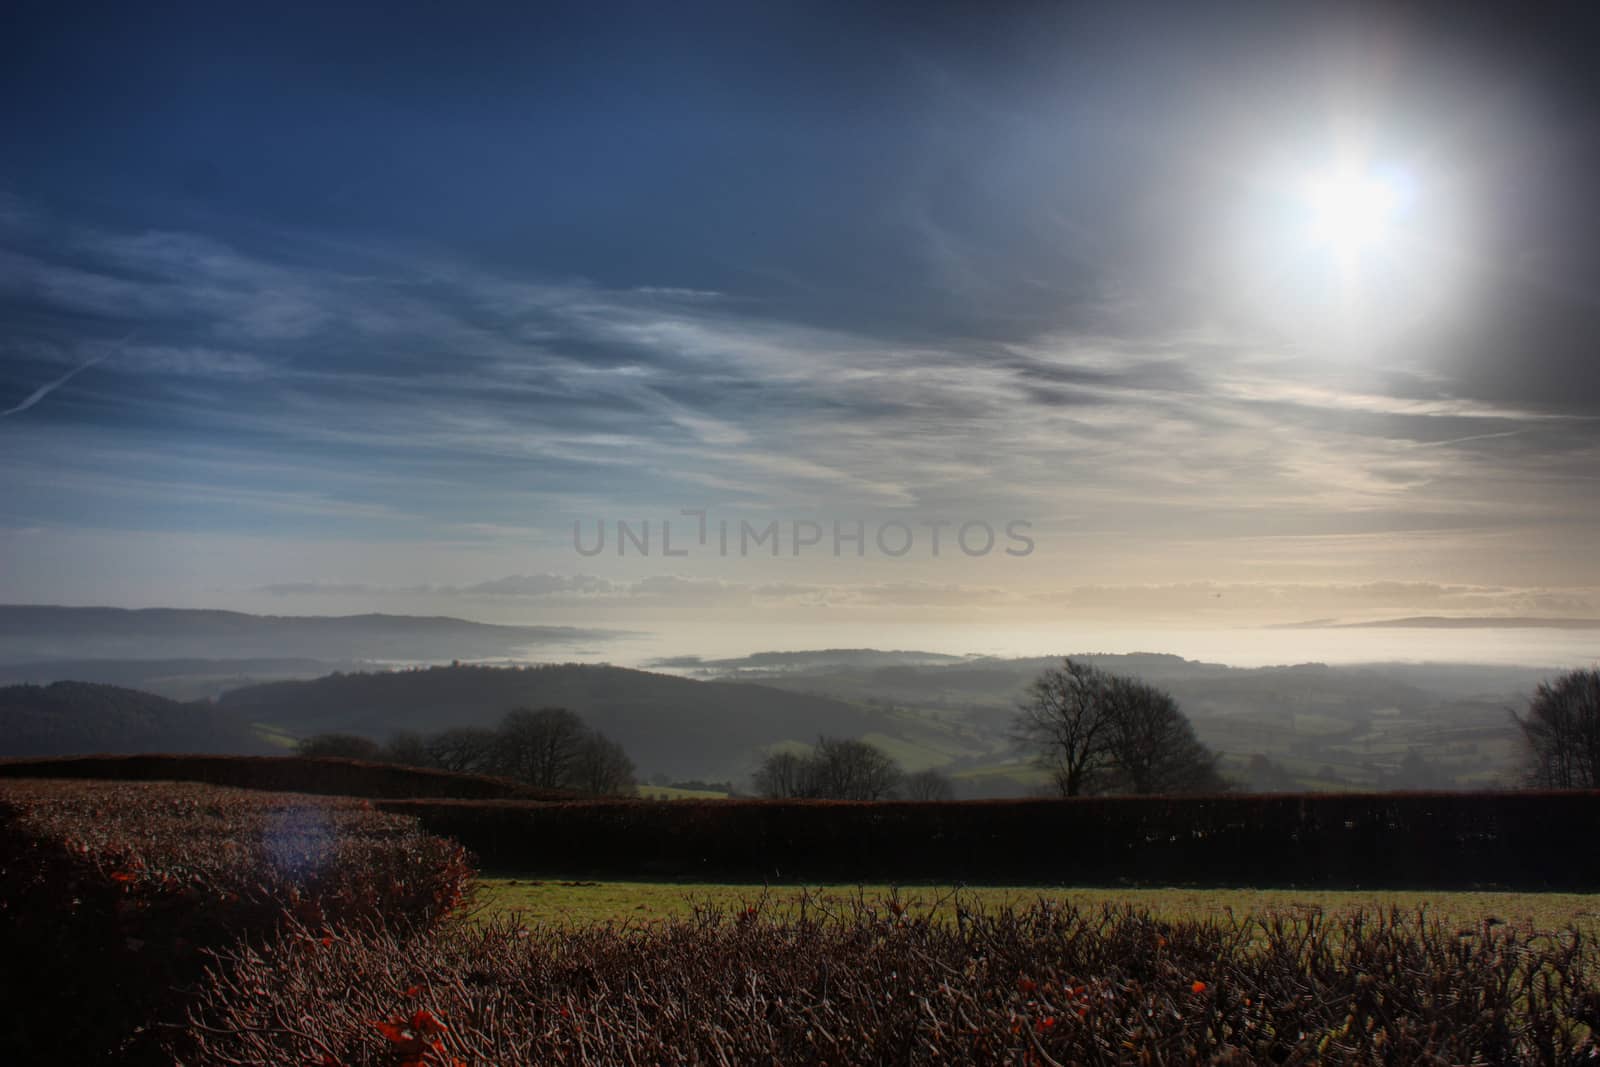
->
651, 648, 972, 673
0, 605, 619, 664
217, 662, 904, 780
1274, 616, 1600, 631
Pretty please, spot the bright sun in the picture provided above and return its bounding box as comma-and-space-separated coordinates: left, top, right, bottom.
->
1305, 167, 1404, 255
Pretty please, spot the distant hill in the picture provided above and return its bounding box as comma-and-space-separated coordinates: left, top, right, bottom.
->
0, 605, 614, 663
653, 648, 972, 675
0, 658, 354, 701
1329, 616, 1600, 630
218, 663, 905, 780
0, 682, 270, 758
689, 651, 1546, 793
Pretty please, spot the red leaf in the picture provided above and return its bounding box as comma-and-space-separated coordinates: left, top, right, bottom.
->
372, 1019, 410, 1044
410, 1008, 448, 1034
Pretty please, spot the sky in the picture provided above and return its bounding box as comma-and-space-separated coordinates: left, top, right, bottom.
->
3, 2, 1599, 651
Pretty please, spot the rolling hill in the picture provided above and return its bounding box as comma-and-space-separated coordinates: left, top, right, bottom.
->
0, 681, 270, 757
0, 658, 356, 701
217, 663, 923, 781
680, 651, 1541, 792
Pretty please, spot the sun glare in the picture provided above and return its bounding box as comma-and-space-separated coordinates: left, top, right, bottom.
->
1305, 166, 1407, 257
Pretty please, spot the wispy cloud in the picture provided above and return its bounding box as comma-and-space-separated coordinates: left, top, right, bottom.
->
3, 197, 1598, 603
1, 334, 131, 418
1, 354, 105, 417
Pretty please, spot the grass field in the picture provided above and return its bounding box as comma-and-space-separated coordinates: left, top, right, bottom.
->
635, 784, 731, 800
473, 877, 1600, 932
250, 722, 299, 749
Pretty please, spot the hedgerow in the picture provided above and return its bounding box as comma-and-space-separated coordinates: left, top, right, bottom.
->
0, 779, 473, 1064
0, 752, 573, 799
377, 790, 1600, 887
180, 898, 1600, 1065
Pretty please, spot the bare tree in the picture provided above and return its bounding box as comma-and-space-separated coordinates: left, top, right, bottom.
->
1015, 659, 1117, 796
383, 729, 432, 767
1514, 668, 1600, 788
412, 712, 637, 795
492, 707, 588, 788
903, 767, 956, 801
424, 727, 498, 774
569, 732, 638, 795
754, 750, 814, 798
1017, 658, 1223, 796
810, 736, 902, 800
754, 739, 903, 800
1101, 675, 1226, 794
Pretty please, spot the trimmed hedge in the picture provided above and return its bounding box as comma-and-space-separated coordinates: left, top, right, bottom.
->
379, 790, 1600, 888
180, 901, 1600, 1065
0, 752, 574, 800
0, 779, 473, 1064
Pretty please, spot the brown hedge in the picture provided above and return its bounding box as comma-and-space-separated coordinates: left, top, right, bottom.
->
377, 790, 1600, 888
0, 779, 473, 1064
179, 900, 1600, 1065
0, 752, 575, 800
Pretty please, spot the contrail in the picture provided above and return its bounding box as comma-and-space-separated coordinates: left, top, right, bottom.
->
1, 334, 131, 418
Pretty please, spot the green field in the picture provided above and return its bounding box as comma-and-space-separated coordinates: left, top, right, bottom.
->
473, 877, 1600, 932
251, 722, 299, 749
635, 784, 731, 800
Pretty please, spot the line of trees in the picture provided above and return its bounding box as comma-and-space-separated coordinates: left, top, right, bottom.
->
283, 663, 1600, 802
1015, 658, 1226, 796
295, 706, 637, 796
754, 737, 955, 801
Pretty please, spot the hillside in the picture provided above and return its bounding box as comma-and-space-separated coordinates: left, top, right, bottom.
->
0, 605, 610, 663
0, 658, 355, 701
0, 682, 270, 758
684, 651, 1540, 792
217, 663, 921, 781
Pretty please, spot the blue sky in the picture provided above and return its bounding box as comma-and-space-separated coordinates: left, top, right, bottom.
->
3, 2, 1599, 637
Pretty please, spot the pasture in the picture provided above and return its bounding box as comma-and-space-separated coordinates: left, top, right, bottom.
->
474, 876, 1600, 932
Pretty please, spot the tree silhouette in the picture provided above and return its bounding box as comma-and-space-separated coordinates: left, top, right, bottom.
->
1514, 668, 1600, 788
493, 707, 587, 789
1101, 674, 1226, 794
753, 737, 902, 799
1017, 658, 1223, 796
903, 767, 956, 801
754, 750, 812, 798
569, 732, 638, 795
1014, 659, 1117, 796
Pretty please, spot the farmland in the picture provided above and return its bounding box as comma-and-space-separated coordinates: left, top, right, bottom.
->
473, 876, 1600, 933
188, 895, 1600, 1065
4, 763, 1599, 1063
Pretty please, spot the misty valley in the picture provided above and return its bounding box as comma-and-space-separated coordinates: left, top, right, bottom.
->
0, 605, 1545, 796
5, 1, 1600, 1061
